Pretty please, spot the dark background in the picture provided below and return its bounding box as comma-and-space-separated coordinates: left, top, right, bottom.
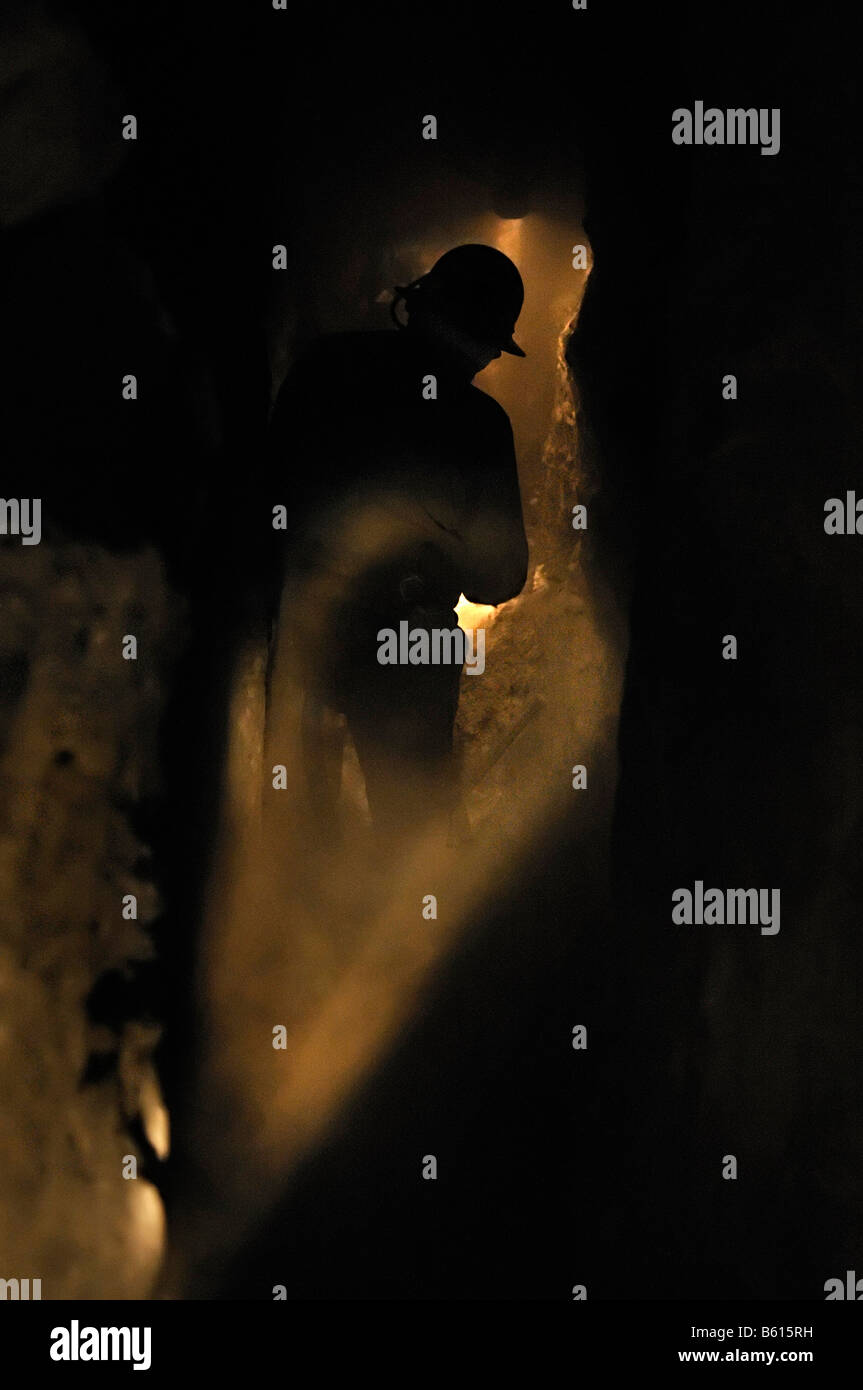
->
4, 0, 862, 1298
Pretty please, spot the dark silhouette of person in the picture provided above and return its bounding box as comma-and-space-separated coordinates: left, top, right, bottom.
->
268, 244, 529, 847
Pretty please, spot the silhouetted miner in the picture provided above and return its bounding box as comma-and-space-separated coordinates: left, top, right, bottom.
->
268, 244, 529, 846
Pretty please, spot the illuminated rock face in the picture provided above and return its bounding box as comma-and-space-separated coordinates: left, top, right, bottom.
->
0, 541, 182, 1297
0, 0, 227, 1297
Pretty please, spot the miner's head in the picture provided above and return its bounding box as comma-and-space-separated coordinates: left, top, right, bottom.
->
395, 243, 526, 379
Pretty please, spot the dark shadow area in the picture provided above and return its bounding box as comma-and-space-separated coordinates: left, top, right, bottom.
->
2, 0, 861, 1300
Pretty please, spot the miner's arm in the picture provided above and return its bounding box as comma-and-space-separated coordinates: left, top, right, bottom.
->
459, 400, 529, 606
399, 400, 528, 608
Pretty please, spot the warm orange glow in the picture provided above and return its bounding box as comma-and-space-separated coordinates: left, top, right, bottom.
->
456, 593, 497, 632
140, 1069, 171, 1160
494, 216, 524, 263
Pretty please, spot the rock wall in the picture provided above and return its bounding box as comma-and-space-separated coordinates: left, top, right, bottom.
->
0, 540, 180, 1296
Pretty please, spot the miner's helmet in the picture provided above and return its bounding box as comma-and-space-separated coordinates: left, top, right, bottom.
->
397, 243, 526, 357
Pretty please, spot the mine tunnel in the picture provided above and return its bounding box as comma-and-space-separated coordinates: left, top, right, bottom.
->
2, 0, 862, 1304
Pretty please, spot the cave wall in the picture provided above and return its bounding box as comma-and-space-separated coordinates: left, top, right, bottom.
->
1, 1, 224, 1295
0, 539, 175, 1296
572, 4, 863, 1295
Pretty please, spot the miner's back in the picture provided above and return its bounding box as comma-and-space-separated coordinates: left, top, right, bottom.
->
268, 328, 517, 523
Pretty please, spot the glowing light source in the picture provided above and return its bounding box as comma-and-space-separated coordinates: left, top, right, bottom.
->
140, 1069, 171, 1160
456, 593, 497, 633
